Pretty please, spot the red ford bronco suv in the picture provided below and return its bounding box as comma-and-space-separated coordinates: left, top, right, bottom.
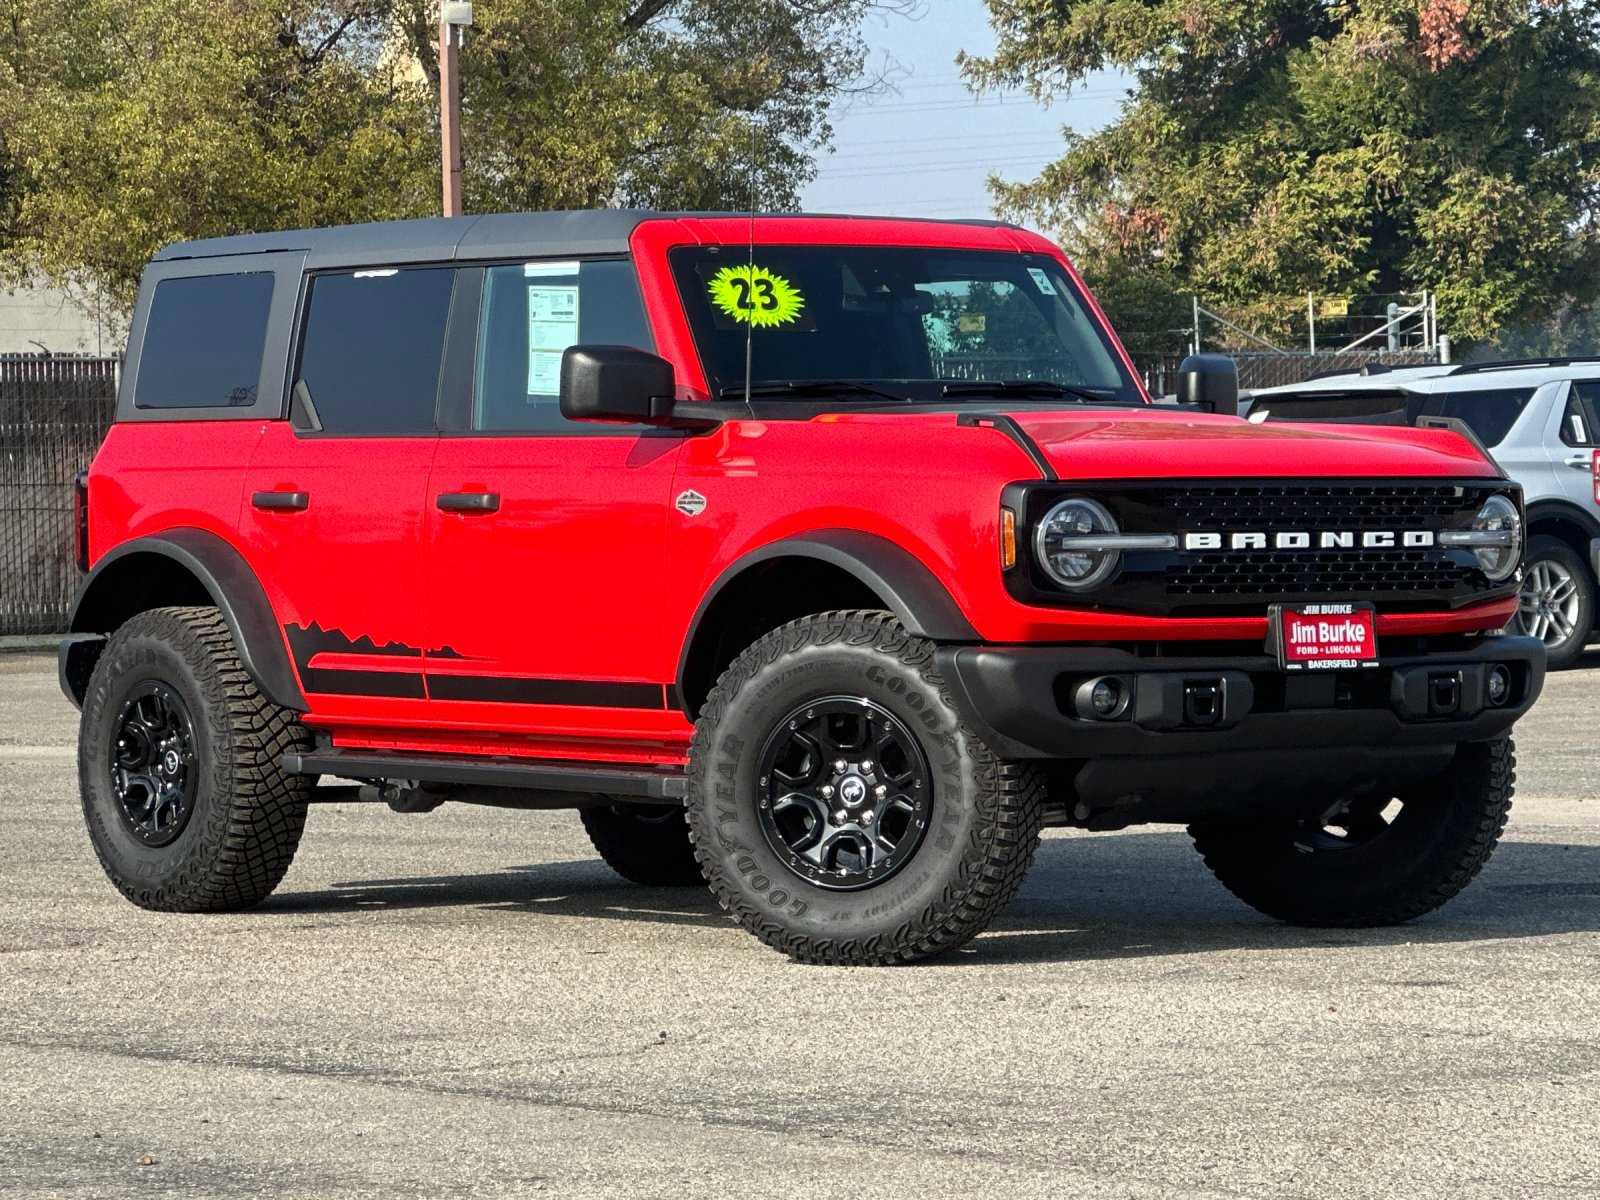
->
62, 211, 1544, 964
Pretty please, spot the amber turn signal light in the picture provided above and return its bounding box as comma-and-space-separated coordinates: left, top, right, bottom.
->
1000, 507, 1017, 570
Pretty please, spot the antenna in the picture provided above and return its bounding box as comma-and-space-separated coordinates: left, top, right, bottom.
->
743, 115, 757, 409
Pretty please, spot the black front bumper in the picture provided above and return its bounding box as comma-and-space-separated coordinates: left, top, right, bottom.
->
938, 635, 1545, 826
938, 635, 1544, 761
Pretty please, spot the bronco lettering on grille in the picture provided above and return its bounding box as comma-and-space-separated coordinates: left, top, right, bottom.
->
1182, 530, 1438, 551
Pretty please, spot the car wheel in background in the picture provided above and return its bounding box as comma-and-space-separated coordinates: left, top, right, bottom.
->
1514, 535, 1594, 670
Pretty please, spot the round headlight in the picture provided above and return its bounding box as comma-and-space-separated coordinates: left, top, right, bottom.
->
1471, 494, 1522, 582
1034, 497, 1122, 590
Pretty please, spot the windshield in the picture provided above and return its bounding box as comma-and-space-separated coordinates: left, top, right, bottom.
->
669, 246, 1142, 404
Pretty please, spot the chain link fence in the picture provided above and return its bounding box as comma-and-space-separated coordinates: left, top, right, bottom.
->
1137, 349, 1441, 397
0, 356, 118, 636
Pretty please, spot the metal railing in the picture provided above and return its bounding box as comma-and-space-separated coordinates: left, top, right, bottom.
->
0, 356, 118, 636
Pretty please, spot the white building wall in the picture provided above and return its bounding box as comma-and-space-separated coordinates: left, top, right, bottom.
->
0, 280, 120, 356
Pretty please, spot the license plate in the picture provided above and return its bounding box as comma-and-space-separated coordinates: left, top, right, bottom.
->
1269, 602, 1378, 671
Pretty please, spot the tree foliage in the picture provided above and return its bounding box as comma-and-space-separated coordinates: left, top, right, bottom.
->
0, 0, 907, 311
963, 0, 1600, 350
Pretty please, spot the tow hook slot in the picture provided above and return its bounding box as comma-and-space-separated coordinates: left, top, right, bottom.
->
1391, 664, 1494, 720
1183, 680, 1223, 727
1129, 671, 1252, 731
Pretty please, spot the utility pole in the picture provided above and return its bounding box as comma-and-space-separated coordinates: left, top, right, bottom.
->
440, 3, 473, 217
1308, 293, 1316, 355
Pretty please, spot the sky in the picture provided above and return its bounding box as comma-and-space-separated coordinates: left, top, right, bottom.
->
798, 2, 1130, 230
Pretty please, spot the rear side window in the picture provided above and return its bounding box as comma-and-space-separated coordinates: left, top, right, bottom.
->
135, 273, 274, 409
295, 267, 454, 435
1428, 389, 1535, 449
1566, 382, 1600, 446
472, 258, 654, 433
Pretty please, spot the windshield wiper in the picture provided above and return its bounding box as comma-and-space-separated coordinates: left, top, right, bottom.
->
719, 380, 914, 404
940, 379, 1116, 404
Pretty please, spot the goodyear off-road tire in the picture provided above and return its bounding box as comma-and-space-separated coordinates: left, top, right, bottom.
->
1190, 739, 1515, 927
686, 611, 1044, 965
79, 606, 313, 911
580, 802, 704, 886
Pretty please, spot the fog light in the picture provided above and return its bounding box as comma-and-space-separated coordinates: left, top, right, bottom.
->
1487, 665, 1511, 707
1074, 675, 1132, 721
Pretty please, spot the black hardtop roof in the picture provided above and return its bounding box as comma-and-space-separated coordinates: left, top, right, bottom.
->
154, 209, 1018, 268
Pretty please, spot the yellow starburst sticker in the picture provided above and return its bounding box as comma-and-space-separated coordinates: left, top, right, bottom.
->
707, 264, 805, 328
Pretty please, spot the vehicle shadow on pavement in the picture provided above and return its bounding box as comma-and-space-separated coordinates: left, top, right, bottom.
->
262, 831, 1600, 961
964, 832, 1600, 965
263, 858, 729, 929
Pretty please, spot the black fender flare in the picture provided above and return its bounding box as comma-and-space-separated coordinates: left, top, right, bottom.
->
1525, 498, 1600, 541
675, 529, 980, 700
63, 529, 305, 711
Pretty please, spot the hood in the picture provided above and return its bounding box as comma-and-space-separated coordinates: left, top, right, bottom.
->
1002, 407, 1499, 481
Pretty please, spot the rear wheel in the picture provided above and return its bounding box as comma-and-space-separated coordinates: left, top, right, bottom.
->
1514, 535, 1593, 670
686, 611, 1044, 965
579, 802, 703, 886
1190, 739, 1514, 927
78, 607, 313, 911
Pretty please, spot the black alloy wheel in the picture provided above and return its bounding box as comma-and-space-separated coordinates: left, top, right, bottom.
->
756, 696, 931, 890
110, 682, 198, 847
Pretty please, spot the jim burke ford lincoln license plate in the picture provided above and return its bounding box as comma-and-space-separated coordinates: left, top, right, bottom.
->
1268, 602, 1379, 671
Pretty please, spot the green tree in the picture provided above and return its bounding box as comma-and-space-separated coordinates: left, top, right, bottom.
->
962, 0, 1600, 351
0, 0, 909, 312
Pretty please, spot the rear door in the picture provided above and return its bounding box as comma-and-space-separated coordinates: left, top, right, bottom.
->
423, 257, 686, 753
1556, 381, 1600, 515
239, 266, 453, 717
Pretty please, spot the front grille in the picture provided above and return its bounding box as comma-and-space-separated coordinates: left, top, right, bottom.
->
1165, 547, 1472, 598
1013, 479, 1520, 616
1165, 483, 1471, 532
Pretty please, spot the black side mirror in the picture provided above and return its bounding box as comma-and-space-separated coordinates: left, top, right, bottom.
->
560, 345, 676, 425
1176, 354, 1240, 416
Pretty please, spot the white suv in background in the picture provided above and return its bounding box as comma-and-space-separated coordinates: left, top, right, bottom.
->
1251, 358, 1600, 668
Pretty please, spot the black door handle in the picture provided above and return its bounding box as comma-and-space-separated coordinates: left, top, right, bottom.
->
252, 491, 309, 512
437, 491, 500, 513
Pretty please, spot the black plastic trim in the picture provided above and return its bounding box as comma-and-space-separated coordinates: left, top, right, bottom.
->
675, 529, 981, 698
283, 749, 687, 801
429, 675, 667, 709
937, 635, 1546, 761
1526, 497, 1600, 540
955, 412, 1057, 480
66, 531, 306, 711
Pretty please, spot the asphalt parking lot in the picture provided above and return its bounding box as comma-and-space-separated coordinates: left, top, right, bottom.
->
2, 651, 1598, 1199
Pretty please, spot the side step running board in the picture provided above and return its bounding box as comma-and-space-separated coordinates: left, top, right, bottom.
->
282, 750, 687, 803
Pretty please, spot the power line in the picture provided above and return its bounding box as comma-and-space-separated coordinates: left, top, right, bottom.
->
812, 155, 1059, 181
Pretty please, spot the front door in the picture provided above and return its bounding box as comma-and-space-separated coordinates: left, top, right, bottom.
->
1556, 381, 1600, 515
424, 257, 688, 759
240, 265, 454, 722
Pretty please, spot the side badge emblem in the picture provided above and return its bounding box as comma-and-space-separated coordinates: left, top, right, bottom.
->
675, 490, 708, 517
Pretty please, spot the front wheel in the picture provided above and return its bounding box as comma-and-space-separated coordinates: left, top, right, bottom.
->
1514, 535, 1594, 670
686, 611, 1044, 965
1190, 739, 1515, 927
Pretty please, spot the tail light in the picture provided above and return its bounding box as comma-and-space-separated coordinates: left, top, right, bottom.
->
1592, 452, 1599, 505
73, 471, 90, 572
